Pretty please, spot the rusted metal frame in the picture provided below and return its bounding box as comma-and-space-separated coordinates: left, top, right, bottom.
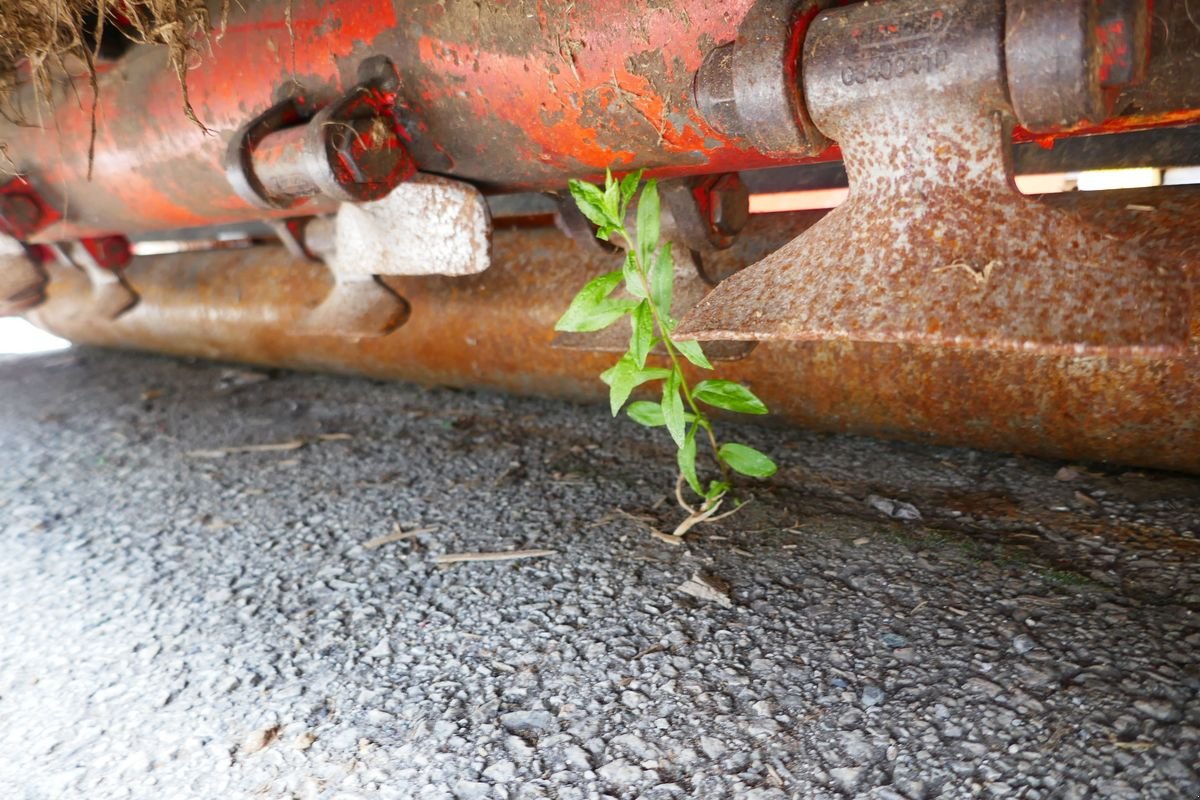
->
677, 0, 1192, 354
741, 125, 1200, 194
0, 0, 1196, 242
25, 185, 1200, 474
225, 56, 416, 210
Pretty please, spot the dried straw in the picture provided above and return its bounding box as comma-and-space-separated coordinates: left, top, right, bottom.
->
1, 0, 227, 172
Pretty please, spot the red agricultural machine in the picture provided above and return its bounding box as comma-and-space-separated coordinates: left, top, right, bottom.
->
1, 0, 1198, 471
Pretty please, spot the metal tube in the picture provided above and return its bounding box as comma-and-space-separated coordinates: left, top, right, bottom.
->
26, 186, 1200, 473
1, 0, 1198, 241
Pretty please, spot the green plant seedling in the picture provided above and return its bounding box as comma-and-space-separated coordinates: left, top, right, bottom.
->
556, 169, 777, 527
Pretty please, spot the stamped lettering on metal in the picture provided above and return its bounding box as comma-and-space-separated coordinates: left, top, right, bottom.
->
852, 8, 950, 49
841, 8, 953, 86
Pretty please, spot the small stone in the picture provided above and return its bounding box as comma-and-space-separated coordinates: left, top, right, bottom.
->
699, 736, 728, 759
561, 744, 592, 771
621, 690, 646, 709
880, 633, 907, 648
1055, 466, 1080, 481
611, 733, 657, 760
293, 732, 317, 751
1012, 635, 1036, 655
364, 638, 391, 659
751, 699, 776, 717
676, 573, 733, 607
866, 495, 921, 520
1133, 699, 1181, 723
500, 710, 557, 736
861, 685, 885, 707
452, 780, 491, 800
598, 759, 643, 787
240, 725, 280, 755
483, 760, 516, 783
964, 677, 1003, 698
830, 766, 864, 792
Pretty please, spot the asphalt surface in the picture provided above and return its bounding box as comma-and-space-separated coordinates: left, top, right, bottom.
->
0, 348, 1197, 800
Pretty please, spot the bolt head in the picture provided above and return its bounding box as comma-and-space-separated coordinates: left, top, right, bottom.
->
708, 174, 749, 238
0, 193, 44, 237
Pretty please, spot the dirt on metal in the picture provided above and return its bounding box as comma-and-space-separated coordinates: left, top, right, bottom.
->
0, 0, 225, 162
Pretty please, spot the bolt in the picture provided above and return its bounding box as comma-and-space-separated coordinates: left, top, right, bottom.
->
1096, 0, 1147, 89
81, 235, 132, 269
323, 115, 406, 199
708, 174, 749, 238
694, 43, 739, 136
0, 193, 44, 237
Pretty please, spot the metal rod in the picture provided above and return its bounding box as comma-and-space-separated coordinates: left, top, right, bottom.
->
26, 186, 1200, 474
1, 0, 1197, 241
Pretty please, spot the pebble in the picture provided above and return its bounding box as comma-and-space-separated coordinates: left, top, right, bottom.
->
964, 677, 1003, 698
829, 766, 864, 792
452, 780, 491, 800
597, 759, 643, 787
866, 495, 922, 521
699, 737, 728, 759
499, 710, 557, 736
1133, 699, 1182, 723
861, 685, 885, 707
1, 353, 1196, 799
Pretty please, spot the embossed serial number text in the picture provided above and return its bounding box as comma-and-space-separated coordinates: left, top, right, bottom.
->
841, 49, 950, 85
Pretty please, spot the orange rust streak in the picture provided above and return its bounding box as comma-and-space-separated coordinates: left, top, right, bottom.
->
415, 37, 636, 170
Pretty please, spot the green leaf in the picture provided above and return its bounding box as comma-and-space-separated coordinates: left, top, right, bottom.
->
555, 271, 636, 333
603, 356, 670, 416
677, 426, 701, 495
636, 179, 660, 268
603, 168, 620, 222
568, 179, 616, 233
626, 400, 665, 427
623, 251, 646, 299
674, 338, 713, 370
626, 401, 695, 428
705, 480, 731, 503
618, 169, 643, 216
651, 241, 674, 317
693, 380, 769, 415
629, 301, 654, 368
718, 442, 778, 479
661, 368, 685, 447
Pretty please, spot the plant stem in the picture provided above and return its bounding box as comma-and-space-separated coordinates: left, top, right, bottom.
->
620, 231, 730, 489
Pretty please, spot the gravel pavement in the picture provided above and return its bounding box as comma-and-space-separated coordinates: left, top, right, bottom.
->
0, 349, 1197, 800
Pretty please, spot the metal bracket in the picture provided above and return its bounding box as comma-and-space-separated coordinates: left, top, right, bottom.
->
295, 275, 411, 340
659, 175, 749, 252
53, 239, 138, 321
0, 177, 63, 240
0, 179, 136, 319
694, 0, 831, 156
293, 174, 491, 338
225, 60, 416, 209
678, 0, 1191, 355
0, 234, 45, 317
330, 174, 491, 277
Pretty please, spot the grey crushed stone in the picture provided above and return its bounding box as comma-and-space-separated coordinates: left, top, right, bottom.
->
0, 348, 1197, 799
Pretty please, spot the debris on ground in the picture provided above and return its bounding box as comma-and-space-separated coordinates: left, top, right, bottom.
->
185, 433, 351, 459
865, 494, 922, 521
239, 724, 279, 755
362, 524, 435, 551
676, 571, 733, 607
434, 549, 556, 565
186, 440, 305, 458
